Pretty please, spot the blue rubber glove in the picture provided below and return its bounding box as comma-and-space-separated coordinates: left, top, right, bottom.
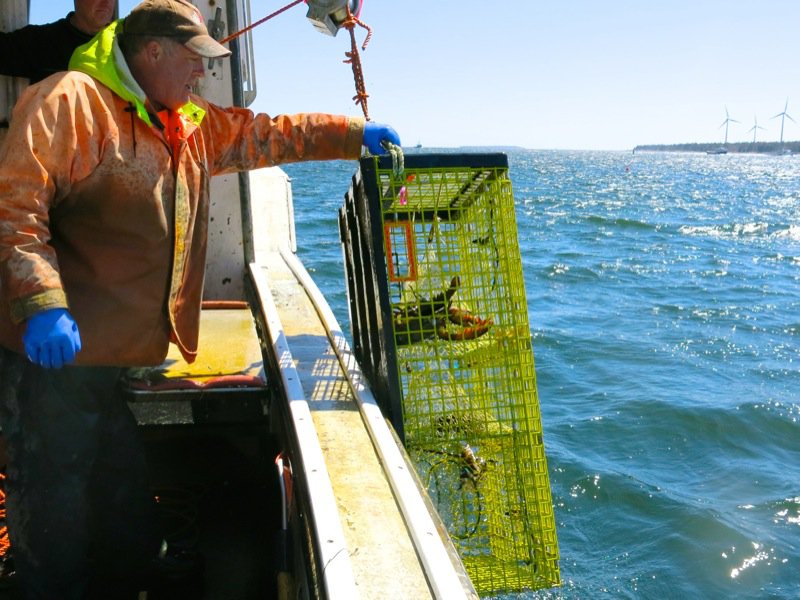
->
363, 122, 401, 155
23, 308, 82, 369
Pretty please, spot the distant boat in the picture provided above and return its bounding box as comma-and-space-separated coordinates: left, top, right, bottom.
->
414, 142, 422, 149
706, 146, 728, 155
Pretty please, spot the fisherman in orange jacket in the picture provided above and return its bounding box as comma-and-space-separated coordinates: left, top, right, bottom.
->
0, 0, 400, 597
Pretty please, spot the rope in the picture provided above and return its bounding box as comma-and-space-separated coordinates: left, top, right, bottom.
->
217, 1, 375, 124
341, 7, 373, 121
219, 0, 305, 45
219, 1, 381, 139
0, 472, 9, 557
383, 141, 405, 178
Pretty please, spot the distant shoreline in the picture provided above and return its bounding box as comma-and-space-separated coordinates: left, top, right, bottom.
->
633, 141, 800, 154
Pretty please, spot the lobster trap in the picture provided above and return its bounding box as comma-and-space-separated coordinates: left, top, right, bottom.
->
339, 153, 560, 595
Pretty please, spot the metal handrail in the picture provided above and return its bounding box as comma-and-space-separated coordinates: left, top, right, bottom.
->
249, 262, 360, 599
278, 246, 478, 600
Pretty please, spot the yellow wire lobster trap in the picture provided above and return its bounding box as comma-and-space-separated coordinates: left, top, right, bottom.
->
339, 153, 560, 595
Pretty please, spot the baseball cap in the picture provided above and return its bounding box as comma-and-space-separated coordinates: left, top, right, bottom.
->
123, 0, 232, 58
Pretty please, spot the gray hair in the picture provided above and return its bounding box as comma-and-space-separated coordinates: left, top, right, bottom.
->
118, 31, 180, 60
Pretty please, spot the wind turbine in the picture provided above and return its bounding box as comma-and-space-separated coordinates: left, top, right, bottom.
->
746, 115, 765, 143
771, 99, 795, 143
719, 106, 739, 144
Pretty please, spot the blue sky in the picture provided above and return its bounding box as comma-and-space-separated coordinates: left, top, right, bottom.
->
31, 1, 800, 150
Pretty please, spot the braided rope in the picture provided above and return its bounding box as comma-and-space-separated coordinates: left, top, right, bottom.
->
383, 141, 405, 178
218, 2, 375, 123
342, 8, 373, 120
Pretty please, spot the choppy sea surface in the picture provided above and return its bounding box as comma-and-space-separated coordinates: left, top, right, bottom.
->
282, 149, 800, 600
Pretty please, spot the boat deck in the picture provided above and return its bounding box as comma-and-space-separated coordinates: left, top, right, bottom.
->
261, 254, 433, 599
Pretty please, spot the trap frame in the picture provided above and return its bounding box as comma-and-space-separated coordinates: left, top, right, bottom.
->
339, 153, 560, 594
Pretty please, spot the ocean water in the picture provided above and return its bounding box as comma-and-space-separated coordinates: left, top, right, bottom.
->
283, 149, 800, 600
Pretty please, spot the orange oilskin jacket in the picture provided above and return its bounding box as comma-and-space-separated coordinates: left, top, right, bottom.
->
0, 21, 364, 366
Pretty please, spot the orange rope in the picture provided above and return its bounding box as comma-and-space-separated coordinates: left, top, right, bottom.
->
217, 1, 374, 121
342, 8, 373, 121
0, 473, 9, 556
219, 0, 305, 45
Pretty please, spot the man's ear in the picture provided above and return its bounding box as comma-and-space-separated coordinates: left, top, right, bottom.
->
144, 39, 164, 64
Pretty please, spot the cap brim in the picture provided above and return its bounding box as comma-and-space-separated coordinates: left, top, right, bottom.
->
185, 35, 231, 59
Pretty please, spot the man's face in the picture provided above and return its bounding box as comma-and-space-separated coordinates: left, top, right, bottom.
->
72, 0, 115, 34
147, 40, 205, 111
